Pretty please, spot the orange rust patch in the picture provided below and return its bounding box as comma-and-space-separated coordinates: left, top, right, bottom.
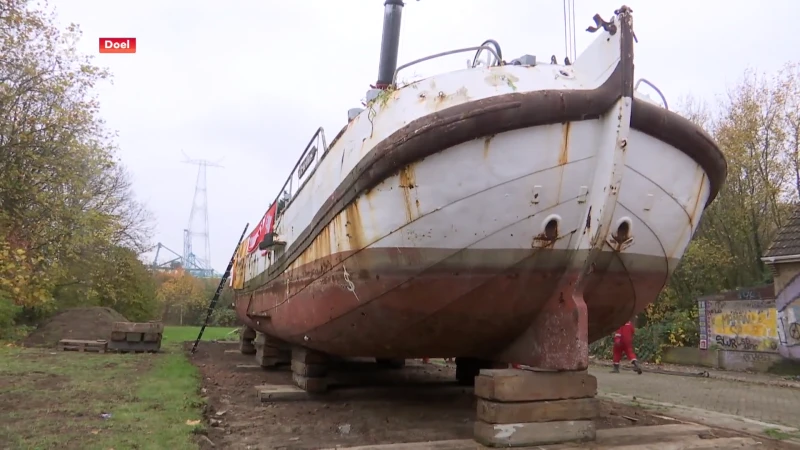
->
343, 202, 366, 251
295, 223, 332, 269
559, 122, 571, 166
532, 219, 559, 249
293, 201, 366, 270
398, 164, 420, 223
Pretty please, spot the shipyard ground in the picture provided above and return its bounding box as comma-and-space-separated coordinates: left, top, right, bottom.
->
3, 331, 799, 449
191, 340, 800, 449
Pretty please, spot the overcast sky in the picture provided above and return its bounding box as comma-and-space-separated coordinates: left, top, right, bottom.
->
52, 0, 799, 273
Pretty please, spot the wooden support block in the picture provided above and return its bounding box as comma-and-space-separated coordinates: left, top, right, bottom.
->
475, 369, 596, 402
477, 398, 599, 424
241, 326, 257, 340
291, 347, 328, 364
474, 419, 595, 447
291, 360, 328, 377
255, 356, 281, 367
126, 332, 143, 342
112, 321, 164, 334
142, 333, 161, 343
254, 333, 267, 345
292, 373, 328, 393
255, 345, 282, 357
110, 331, 126, 341
239, 340, 257, 355
256, 384, 310, 402
107, 340, 161, 353
321, 439, 477, 450
254, 332, 285, 348
255, 346, 288, 367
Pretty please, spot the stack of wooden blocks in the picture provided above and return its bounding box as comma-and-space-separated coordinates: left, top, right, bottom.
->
108, 321, 164, 353
253, 332, 290, 368
290, 347, 329, 393
473, 368, 599, 447
239, 326, 257, 355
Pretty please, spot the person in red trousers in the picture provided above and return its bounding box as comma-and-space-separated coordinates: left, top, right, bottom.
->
612, 320, 643, 374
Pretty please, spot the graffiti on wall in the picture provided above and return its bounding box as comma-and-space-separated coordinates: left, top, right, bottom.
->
775, 273, 800, 360
778, 307, 800, 347
699, 297, 779, 353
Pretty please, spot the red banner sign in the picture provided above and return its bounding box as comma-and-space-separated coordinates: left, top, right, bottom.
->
246, 202, 278, 254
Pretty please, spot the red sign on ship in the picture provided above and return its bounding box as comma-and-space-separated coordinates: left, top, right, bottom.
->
246, 202, 278, 254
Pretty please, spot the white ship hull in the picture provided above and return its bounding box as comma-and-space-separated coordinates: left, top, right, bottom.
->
233, 7, 726, 370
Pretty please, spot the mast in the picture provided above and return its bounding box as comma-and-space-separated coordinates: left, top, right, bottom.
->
375, 0, 405, 89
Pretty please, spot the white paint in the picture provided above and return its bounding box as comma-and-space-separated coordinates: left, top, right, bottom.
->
777, 306, 799, 347
238, 10, 712, 291
493, 423, 523, 439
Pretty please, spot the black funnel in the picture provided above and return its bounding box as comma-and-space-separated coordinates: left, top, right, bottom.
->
375, 0, 405, 89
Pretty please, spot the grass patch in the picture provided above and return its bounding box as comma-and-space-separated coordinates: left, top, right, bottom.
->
162, 325, 237, 348
0, 326, 234, 449
764, 427, 800, 440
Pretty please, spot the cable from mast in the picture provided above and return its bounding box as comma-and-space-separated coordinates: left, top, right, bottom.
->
562, 0, 577, 63
571, 0, 576, 61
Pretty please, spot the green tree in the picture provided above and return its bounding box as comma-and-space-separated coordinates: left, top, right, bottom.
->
657, 63, 799, 306
156, 270, 209, 325
0, 0, 154, 326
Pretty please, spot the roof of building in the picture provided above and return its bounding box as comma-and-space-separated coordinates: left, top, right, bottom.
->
764, 204, 800, 258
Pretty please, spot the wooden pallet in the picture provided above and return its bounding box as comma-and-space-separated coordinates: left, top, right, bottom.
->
108, 340, 161, 354
57, 339, 108, 353
114, 349, 160, 354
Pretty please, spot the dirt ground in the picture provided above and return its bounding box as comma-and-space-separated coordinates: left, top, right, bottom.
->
188, 341, 681, 450
23, 307, 129, 347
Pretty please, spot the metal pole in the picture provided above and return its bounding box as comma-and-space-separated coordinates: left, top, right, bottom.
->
375, 0, 405, 89
190, 223, 249, 355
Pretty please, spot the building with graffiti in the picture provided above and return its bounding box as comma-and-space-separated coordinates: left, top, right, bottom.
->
672, 208, 800, 372
761, 206, 800, 361
695, 285, 784, 371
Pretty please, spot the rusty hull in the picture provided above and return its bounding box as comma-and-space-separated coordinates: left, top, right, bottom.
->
236, 247, 670, 369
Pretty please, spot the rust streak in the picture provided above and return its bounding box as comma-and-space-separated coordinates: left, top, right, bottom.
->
483, 134, 495, 160
584, 206, 592, 235
343, 202, 366, 251
532, 219, 559, 249
559, 122, 571, 166
398, 164, 418, 223
293, 221, 333, 273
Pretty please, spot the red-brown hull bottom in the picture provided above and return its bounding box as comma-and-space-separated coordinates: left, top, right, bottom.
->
235, 247, 671, 367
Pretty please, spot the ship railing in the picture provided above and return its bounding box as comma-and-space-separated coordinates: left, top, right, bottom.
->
392, 44, 502, 86
634, 78, 669, 110
271, 127, 329, 220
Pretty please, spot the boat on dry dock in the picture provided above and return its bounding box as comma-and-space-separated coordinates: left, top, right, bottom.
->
230, 2, 727, 374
